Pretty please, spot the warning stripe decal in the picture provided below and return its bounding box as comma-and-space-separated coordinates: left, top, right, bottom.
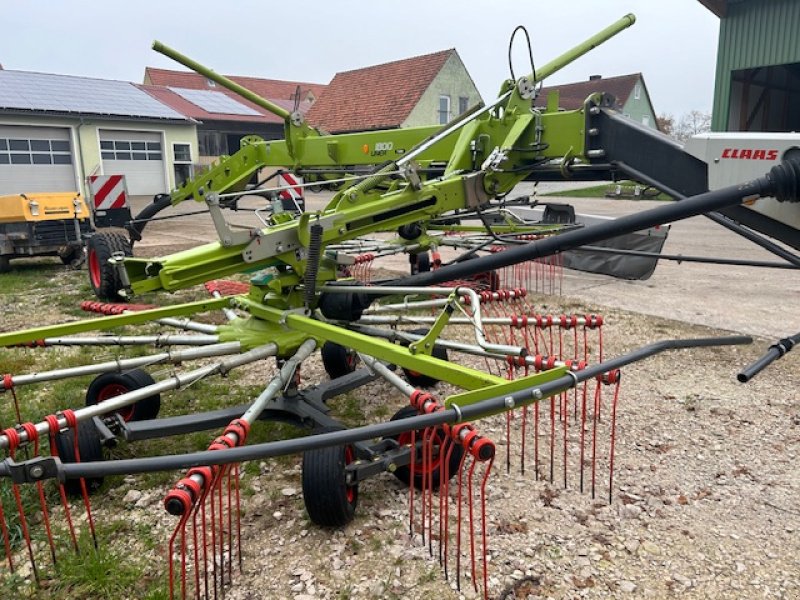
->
88, 175, 129, 211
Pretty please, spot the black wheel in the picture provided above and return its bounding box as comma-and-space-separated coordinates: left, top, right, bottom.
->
321, 342, 359, 379
0, 256, 9, 273
389, 406, 464, 490
59, 243, 83, 267
409, 252, 430, 275
85, 369, 161, 422
301, 427, 358, 527
403, 328, 448, 388
86, 230, 132, 301
460, 254, 500, 291
55, 421, 104, 496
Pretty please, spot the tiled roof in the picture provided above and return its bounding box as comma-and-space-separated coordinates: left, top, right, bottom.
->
536, 73, 643, 111
139, 85, 272, 123
144, 67, 326, 103
139, 84, 314, 124
306, 49, 455, 134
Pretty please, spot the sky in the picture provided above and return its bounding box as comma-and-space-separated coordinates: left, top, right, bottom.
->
0, 1, 720, 118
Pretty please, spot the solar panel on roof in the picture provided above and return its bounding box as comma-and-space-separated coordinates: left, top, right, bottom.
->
0, 71, 186, 120
169, 87, 261, 116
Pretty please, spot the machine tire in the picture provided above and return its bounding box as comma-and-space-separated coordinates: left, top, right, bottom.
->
59, 243, 83, 268
389, 405, 464, 490
402, 328, 448, 388
461, 254, 500, 291
321, 342, 359, 380
409, 252, 431, 275
87, 230, 132, 301
85, 369, 161, 422
55, 421, 105, 496
301, 427, 358, 527
0, 256, 9, 273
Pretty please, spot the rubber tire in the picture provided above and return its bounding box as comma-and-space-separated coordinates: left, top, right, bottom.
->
321, 342, 359, 380
460, 254, 500, 292
402, 328, 448, 388
302, 427, 358, 527
85, 369, 161, 422
55, 421, 104, 497
87, 230, 132, 301
410, 252, 431, 275
389, 405, 464, 490
0, 256, 9, 273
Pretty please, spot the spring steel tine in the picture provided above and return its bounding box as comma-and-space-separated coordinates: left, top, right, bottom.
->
5, 338, 743, 484
25, 334, 221, 347
163, 341, 317, 518
0, 342, 241, 390
0, 344, 278, 452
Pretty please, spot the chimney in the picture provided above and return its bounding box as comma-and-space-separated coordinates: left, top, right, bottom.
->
589, 74, 601, 81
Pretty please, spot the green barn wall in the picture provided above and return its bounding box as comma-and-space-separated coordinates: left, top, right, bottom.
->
712, 0, 800, 130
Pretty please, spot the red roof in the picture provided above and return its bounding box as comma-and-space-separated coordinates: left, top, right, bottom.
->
139, 84, 287, 124
306, 49, 455, 134
537, 73, 644, 111
144, 67, 327, 102
142, 68, 325, 124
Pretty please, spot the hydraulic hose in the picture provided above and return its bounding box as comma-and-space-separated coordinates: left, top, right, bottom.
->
381, 160, 800, 290
738, 332, 800, 383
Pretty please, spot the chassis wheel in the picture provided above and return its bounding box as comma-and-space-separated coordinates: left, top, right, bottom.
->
321, 342, 359, 380
59, 243, 84, 268
461, 254, 500, 291
85, 369, 161, 422
390, 406, 464, 490
409, 252, 431, 275
87, 230, 132, 301
0, 256, 10, 273
55, 420, 105, 496
302, 427, 358, 527
403, 328, 448, 388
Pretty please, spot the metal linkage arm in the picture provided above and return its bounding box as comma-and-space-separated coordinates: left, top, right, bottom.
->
0, 344, 277, 452
384, 161, 800, 289
0, 336, 751, 483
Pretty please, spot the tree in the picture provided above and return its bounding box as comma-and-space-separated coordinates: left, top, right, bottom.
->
673, 110, 712, 143
656, 113, 675, 135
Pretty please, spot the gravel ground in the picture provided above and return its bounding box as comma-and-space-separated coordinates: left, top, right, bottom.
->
2, 191, 798, 599
216, 303, 800, 600
129, 191, 800, 599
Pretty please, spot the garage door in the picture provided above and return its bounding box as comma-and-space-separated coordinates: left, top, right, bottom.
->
0, 125, 76, 194
100, 130, 166, 196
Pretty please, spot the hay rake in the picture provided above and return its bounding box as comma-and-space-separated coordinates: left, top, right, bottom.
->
0, 11, 799, 599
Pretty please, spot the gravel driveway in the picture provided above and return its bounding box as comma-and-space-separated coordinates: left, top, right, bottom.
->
114, 188, 800, 600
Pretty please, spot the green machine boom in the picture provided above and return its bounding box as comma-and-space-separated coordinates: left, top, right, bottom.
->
1, 14, 799, 598
122, 15, 636, 298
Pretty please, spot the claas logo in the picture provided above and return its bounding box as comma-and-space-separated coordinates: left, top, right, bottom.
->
721, 148, 779, 161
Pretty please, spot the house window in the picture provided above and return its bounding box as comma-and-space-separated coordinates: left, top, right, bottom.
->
173, 143, 192, 163
642, 115, 650, 127
0, 137, 72, 166
102, 139, 161, 161
438, 95, 451, 125
173, 143, 194, 187
206, 78, 216, 88
198, 131, 227, 157
634, 83, 641, 100
459, 96, 469, 115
